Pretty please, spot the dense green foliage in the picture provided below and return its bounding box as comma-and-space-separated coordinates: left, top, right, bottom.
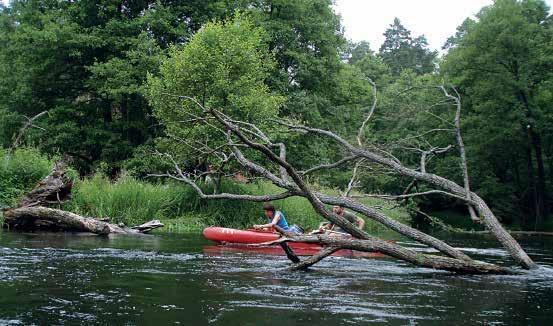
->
65, 173, 408, 233
1, 0, 552, 230
0, 0, 238, 173
442, 0, 553, 226
0, 148, 54, 208
147, 15, 283, 169
378, 18, 437, 76
0, 147, 408, 232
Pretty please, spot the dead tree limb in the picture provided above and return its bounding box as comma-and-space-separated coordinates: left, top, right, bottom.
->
288, 246, 340, 271
223, 122, 472, 261
420, 145, 453, 173
300, 155, 360, 175
154, 92, 535, 272
3, 160, 164, 235
156, 98, 493, 270
16, 158, 72, 208
356, 77, 378, 147
3, 206, 164, 234
273, 224, 301, 263
10, 111, 48, 153
278, 120, 536, 269
161, 142, 472, 262
225, 112, 471, 262
279, 235, 513, 274
440, 86, 479, 222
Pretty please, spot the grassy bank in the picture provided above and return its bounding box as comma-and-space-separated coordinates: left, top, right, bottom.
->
0, 148, 54, 209
1, 148, 411, 234
65, 173, 410, 234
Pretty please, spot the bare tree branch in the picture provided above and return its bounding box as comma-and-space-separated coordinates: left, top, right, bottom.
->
288, 246, 340, 271
300, 155, 360, 175
154, 92, 536, 270
356, 77, 378, 146
10, 111, 49, 152
440, 85, 479, 222
343, 160, 362, 197
420, 145, 453, 173
279, 103, 536, 269
268, 234, 511, 274
351, 190, 475, 203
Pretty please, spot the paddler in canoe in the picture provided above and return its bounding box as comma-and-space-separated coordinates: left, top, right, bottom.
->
315, 205, 365, 235
253, 202, 303, 235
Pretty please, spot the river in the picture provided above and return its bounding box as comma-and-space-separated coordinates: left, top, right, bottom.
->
0, 231, 552, 325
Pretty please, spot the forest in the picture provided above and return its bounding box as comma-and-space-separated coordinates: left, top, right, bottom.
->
1, 0, 552, 233
2, 1, 553, 324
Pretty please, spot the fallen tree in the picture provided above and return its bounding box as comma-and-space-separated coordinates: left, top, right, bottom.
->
2, 158, 164, 235
253, 235, 512, 274
148, 85, 537, 273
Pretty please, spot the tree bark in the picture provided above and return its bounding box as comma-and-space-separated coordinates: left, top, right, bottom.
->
2, 160, 164, 235
4, 206, 111, 234
283, 123, 537, 269
315, 193, 472, 261
3, 206, 164, 235
16, 159, 72, 208
441, 86, 479, 222
278, 235, 514, 274
288, 246, 340, 271
273, 225, 301, 263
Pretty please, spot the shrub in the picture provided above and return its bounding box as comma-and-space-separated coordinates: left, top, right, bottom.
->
66, 172, 410, 234
0, 148, 54, 208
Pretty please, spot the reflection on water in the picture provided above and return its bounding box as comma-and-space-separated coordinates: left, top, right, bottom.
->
0, 231, 552, 325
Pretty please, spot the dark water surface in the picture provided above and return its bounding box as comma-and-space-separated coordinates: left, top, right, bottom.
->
1, 231, 552, 325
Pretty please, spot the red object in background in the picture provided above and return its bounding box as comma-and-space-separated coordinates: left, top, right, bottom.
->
202, 227, 386, 258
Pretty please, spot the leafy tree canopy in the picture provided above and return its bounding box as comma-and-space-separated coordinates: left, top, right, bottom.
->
378, 17, 437, 76
147, 15, 284, 166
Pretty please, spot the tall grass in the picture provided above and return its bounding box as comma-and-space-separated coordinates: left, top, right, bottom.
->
0, 147, 411, 235
66, 173, 411, 234
67, 173, 176, 225
66, 173, 263, 228
0, 148, 54, 209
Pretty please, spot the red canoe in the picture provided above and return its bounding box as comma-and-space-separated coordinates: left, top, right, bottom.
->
202, 226, 386, 258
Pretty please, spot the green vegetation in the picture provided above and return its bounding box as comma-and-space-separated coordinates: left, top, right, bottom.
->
442, 0, 553, 226
147, 14, 283, 173
0, 148, 54, 208
1, 0, 552, 230
0, 146, 410, 233
64, 173, 409, 233
378, 18, 437, 76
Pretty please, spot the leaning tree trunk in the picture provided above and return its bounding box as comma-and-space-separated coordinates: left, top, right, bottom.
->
219, 116, 518, 274
259, 235, 514, 274
397, 165, 537, 269
149, 93, 536, 273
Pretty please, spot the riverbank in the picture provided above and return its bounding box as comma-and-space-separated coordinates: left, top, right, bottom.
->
1, 148, 410, 234
65, 173, 410, 234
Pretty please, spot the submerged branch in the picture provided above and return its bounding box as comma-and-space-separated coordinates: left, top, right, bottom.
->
10, 111, 49, 153
271, 235, 513, 274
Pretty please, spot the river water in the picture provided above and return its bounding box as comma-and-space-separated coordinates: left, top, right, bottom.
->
0, 231, 552, 325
